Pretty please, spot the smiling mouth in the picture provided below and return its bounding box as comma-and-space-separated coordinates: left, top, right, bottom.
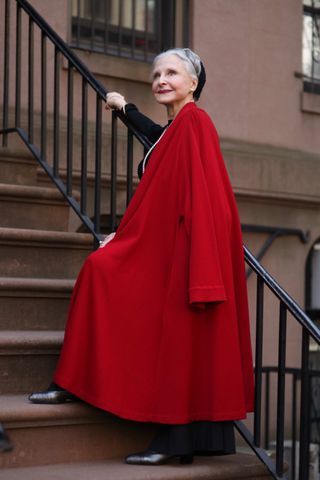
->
157, 90, 173, 94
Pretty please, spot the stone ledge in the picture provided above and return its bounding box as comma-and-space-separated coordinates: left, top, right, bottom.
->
0, 331, 63, 353
0, 277, 75, 294
0, 227, 92, 247
0, 183, 66, 203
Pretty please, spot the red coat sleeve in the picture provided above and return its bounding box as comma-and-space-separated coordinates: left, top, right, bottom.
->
181, 123, 227, 308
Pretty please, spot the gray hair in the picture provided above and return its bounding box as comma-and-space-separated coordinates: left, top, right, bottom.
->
153, 48, 202, 80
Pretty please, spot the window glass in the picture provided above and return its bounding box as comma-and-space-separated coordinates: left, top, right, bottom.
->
303, 0, 320, 6
302, 0, 320, 91
311, 245, 320, 310
71, 0, 165, 62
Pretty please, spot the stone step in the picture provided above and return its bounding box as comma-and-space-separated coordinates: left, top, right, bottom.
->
0, 227, 92, 278
0, 455, 272, 479
0, 148, 38, 185
0, 394, 156, 469
0, 277, 74, 330
0, 183, 71, 231
0, 331, 63, 394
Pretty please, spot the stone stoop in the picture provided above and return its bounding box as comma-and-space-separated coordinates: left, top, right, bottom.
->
0, 455, 273, 480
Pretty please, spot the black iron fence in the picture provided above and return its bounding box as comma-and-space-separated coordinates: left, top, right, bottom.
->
1, 0, 152, 246
1, 1, 320, 479
260, 366, 320, 480
235, 248, 320, 480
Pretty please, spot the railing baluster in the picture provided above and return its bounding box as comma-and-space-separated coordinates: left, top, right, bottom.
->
131, 0, 136, 59
126, 129, 133, 206
110, 111, 118, 232
254, 275, 264, 447
118, 0, 123, 56
104, 0, 109, 54
90, 0, 95, 52
2, 0, 10, 147
291, 372, 298, 480
299, 327, 311, 480
94, 94, 102, 236
264, 370, 270, 449
41, 31, 47, 159
76, 0, 80, 47
81, 78, 88, 214
144, 0, 148, 61
67, 61, 73, 195
53, 47, 60, 176
15, 3, 22, 128
276, 302, 287, 476
28, 17, 34, 143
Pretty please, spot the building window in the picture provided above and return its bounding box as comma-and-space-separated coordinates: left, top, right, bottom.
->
306, 240, 320, 324
303, 0, 320, 93
71, 0, 188, 62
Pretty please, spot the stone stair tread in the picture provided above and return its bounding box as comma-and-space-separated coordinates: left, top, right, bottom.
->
0, 393, 109, 424
0, 227, 93, 245
0, 455, 271, 480
0, 330, 63, 350
0, 182, 68, 201
0, 276, 75, 291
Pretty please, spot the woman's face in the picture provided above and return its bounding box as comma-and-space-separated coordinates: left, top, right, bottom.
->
151, 55, 198, 114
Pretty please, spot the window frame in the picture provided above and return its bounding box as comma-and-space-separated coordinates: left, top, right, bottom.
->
303, 2, 320, 94
70, 0, 189, 63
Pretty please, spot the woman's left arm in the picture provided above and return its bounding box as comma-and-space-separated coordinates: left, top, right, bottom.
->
106, 92, 163, 142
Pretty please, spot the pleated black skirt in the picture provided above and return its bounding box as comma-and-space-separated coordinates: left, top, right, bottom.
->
148, 421, 235, 456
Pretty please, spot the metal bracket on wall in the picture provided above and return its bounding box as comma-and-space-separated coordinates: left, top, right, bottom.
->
242, 224, 310, 278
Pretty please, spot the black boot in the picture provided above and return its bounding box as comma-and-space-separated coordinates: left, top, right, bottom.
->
28, 382, 78, 404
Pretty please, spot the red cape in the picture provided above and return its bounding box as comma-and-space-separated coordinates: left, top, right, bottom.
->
54, 102, 254, 423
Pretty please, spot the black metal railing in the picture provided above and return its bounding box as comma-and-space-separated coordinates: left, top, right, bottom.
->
261, 366, 320, 480
235, 248, 320, 479
1, 0, 152, 246
1, 1, 320, 479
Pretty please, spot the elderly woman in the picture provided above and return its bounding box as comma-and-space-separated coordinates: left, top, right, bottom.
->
30, 48, 254, 465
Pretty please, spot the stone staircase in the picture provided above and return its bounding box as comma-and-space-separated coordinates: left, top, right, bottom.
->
0, 143, 272, 479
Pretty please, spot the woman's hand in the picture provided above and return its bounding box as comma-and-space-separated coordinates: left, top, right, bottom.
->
99, 232, 116, 248
105, 92, 127, 111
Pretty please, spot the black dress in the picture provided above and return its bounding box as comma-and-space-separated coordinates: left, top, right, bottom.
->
122, 103, 236, 457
